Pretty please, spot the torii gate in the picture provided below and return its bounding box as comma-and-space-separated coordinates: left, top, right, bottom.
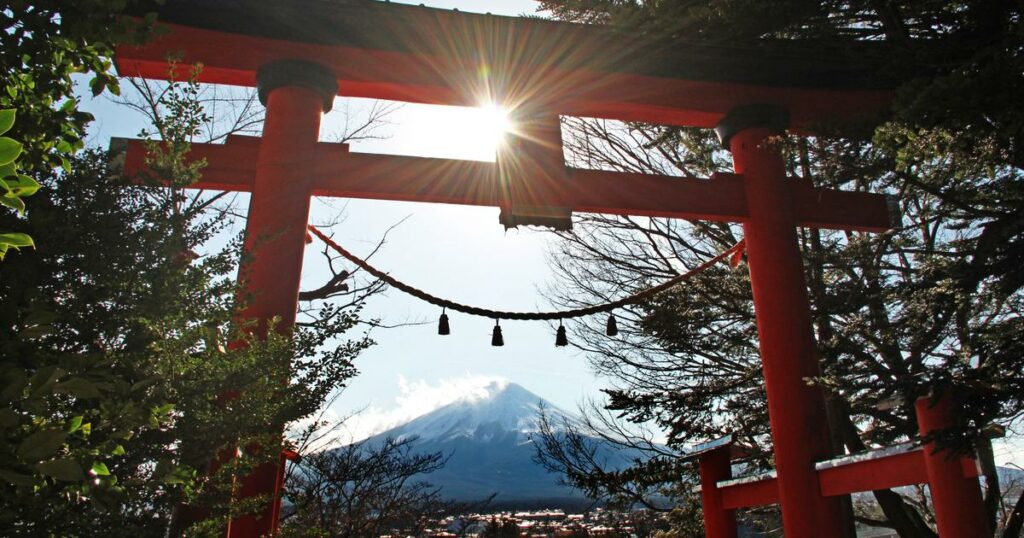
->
113, 1, 988, 536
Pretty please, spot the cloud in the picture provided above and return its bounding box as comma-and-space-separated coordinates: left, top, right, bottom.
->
304, 374, 509, 450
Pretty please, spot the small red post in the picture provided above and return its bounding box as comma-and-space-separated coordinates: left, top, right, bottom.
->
717, 105, 844, 538
916, 394, 990, 538
497, 109, 571, 230
226, 60, 337, 538
699, 447, 737, 538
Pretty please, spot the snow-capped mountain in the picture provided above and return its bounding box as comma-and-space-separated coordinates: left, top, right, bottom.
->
374, 380, 577, 444
359, 381, 638, 507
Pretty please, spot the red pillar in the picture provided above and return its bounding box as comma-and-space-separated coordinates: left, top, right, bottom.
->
717, 105, 844, 537
699, 447, 737, 538
916, 395, 990, 537
227, 60, 337, 538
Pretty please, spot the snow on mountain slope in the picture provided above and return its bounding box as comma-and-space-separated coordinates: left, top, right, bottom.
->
377, 381, 577, 443
356, 381, 638, 504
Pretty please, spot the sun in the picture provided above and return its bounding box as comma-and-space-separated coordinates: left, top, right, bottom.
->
479, 103, 513, 139
471, 102, 513, 158
368, 101, 514, 162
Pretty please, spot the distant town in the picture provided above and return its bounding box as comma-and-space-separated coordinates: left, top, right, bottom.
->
383, 508, 672, 538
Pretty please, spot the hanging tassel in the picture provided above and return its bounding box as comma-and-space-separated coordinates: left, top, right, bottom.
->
555, 321, 568, 347
438, 308, 450, 335
491, 320, 504, 347
606, 314, 619, 337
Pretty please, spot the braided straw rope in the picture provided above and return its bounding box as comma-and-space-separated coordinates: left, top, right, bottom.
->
307, 224, 745, 321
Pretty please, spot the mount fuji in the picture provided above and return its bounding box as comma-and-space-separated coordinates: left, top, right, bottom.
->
359, 381, 640, 507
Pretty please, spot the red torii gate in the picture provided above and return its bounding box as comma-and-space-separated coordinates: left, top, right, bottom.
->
694, 396, 989, 538
112, 1, 988, 536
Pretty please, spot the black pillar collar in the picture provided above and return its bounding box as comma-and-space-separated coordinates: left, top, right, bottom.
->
256, 60, 339, 112
714, 104, 790, 150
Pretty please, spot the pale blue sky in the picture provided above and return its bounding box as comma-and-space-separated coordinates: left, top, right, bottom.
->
304, 0, 608, 439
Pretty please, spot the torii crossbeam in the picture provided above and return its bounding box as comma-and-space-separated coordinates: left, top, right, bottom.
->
113, 1, 987, 537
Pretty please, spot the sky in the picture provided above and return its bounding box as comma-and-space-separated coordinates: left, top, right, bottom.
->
75, 0, 1024, 466
79, 0, 609, 445
304, 0, 607, 443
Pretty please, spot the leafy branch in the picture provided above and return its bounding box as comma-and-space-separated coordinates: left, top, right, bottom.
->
0, 109, 37, 260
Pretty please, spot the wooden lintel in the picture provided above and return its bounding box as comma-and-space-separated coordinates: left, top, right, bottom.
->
115, 137, 893, 231
119, 136, 262, 192
720, 474, 779, 509
114, 1, 895, 130
817, 446, 979, 498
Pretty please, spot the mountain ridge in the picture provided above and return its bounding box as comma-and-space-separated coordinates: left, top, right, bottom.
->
358, 381, 632, 506
372, 380, 578, 444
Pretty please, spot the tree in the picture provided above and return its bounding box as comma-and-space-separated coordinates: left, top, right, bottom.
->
0, 2, 162, 252
534, 1, 1024, 537
1, 1, 157, 172
0, 76, 376, 536
481, 517, 521, 538
282, 436, 449, 537
0, 108, 37, 259
0, 3, 402, 534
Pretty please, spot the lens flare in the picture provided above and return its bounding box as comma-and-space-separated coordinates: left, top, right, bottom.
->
477, 102, 513, 152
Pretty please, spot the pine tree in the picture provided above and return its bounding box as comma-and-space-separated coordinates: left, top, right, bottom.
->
535, 1, 1024, 536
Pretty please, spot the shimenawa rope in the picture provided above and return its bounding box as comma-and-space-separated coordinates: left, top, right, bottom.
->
306, 224, 745, 322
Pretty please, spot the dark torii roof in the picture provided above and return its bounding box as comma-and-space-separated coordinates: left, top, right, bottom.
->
118, 0, 897, 128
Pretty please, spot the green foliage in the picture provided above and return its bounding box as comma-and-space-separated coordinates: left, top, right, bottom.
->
0, 148, 211, 534
0, 1, 156, 174
0, 109, 37, 259
0, 78, 371, 536
0, 2, 158, 257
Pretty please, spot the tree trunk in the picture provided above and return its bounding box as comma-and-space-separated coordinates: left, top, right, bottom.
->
834, 405, 937, 538
826, 395, 858, 538
978, 437, 1002, 534
1004, 488, 1024, 538
871, 489, 938, 538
